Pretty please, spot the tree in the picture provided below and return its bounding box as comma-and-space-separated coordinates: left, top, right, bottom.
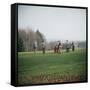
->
18, 28, 47, 52
27, 29, 35, 51
36, 29, 44, 50
18, 34, 24, 52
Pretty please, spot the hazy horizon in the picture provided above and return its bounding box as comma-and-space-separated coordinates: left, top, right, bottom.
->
18, 5, 86, 42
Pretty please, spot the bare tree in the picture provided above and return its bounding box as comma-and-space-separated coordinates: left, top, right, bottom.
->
18, 28, 47, 52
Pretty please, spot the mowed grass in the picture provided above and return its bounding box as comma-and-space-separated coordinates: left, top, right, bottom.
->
18, 48, 87, 85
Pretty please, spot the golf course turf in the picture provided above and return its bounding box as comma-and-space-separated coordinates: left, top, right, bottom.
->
18, 48, 87, 85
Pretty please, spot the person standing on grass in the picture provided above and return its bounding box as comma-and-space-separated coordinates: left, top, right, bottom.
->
54, 45, 57, 53
66, 40, 70, 52
42, 40, 45, 54
71, 42, 75, 51
33, 40, 37, 53
57, 41, 62, 53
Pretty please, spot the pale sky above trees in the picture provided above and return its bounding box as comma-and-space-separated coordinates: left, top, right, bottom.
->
18, 5, 86, 42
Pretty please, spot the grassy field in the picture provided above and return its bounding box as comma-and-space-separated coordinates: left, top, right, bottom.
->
18, 48, 87, 85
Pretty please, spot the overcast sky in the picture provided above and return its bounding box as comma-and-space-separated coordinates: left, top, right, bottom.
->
18, 5, 86, 42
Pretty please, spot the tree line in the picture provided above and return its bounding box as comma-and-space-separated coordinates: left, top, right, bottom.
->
18, 28, 46, 52
18, 28, 86, 52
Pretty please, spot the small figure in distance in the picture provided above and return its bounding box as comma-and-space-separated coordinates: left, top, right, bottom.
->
54, 45, 57, 53
71, 42, 75, 51
42, 40, 45, 54
56, 44, 58, 53
66, 40, 69, 53
54, 41, 62, 54
57, 41, 62, 54
33, 40, 37, 53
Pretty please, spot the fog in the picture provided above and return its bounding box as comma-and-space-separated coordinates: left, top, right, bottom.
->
18, 5, 86, 42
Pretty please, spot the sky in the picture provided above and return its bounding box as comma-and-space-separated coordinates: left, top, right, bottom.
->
18, 5, 86, 42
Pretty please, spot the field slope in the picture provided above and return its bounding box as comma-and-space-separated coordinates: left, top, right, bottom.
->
18, 49, 87, 85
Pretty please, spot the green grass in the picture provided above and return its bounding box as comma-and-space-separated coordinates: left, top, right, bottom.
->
18, 48, 87, 85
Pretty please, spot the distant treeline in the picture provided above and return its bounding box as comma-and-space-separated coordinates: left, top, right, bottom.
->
18, 28, 46, 52
18, 28, 86, 52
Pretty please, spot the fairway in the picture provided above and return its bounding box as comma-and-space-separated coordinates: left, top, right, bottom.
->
18, 49, 87, 85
